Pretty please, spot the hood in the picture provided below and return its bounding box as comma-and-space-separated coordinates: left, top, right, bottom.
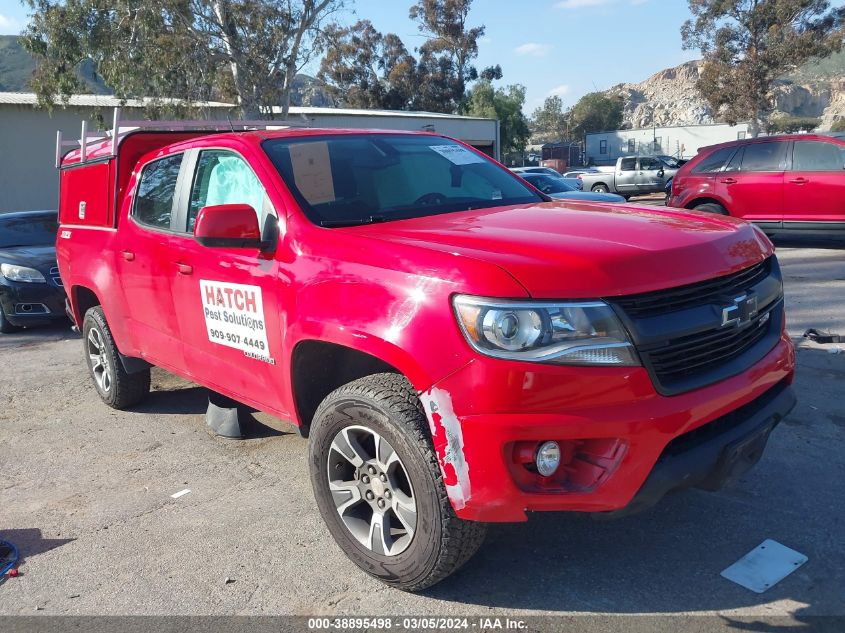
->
349, 201, 773, 298
0, 244, 57, 271
549, 191, 625, 203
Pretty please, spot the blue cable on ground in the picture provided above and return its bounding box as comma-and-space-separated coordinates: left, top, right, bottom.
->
0, 540, 19, 576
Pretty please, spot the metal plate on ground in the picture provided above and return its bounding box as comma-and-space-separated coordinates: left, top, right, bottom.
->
721, 539, 808, 593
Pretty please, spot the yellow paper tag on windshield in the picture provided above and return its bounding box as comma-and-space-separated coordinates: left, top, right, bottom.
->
290, 142, 336, 205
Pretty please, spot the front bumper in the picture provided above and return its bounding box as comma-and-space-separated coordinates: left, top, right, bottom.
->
0, 280, 68, 327
599, 379, 795, 518
424, 333, 795, 522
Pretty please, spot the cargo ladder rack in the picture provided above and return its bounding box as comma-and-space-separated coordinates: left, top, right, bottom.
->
56, 106, 309, 167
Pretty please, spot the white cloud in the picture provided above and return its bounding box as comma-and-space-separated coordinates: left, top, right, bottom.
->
547, 84, 571, 98
0, 13, 23, 34
514, 42, 553, 57
555, 0, 612, 9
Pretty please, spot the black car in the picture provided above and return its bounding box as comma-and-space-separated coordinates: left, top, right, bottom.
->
519, 173, 625, 203
0, 210, 68, 333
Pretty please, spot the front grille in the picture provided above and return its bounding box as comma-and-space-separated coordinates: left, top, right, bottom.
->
49, 266, 63, 287
647, 305, 775, 386
613, 258, 771, 318
609, 256, 783, 395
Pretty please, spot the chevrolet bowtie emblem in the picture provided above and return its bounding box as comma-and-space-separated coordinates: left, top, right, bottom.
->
721, 294, 759, 328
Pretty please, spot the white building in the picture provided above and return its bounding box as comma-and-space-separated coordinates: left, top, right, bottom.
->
585, 122, 752, 165
0, 92, 499, 213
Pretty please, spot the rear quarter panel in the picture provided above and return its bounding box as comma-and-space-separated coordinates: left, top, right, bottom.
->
56, 225, 132, 351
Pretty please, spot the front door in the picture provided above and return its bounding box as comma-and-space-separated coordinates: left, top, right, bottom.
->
115, 152, 187, 369
169, 148, 288, 414
615, 157, 638, 194
783, 139, 845, 224
715, 141, 787, 223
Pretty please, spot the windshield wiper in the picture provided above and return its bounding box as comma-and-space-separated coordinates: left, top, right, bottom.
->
320, 215, 389, 227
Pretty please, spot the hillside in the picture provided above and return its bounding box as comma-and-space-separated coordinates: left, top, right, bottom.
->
0, 34, 333, 106
607, 52, 845, 130
0, 35, 109, 93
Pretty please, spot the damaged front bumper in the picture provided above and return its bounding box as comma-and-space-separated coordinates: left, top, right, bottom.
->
420, 333, 795, 523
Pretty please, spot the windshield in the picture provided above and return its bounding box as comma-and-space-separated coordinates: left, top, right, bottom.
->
522, 174, 577, 194
263, 135, 542, 226
0, 213, 58, 248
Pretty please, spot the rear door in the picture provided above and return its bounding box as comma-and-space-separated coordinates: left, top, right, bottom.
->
636, 156, 665, 194
615, 158, 638, 194
169, 147, 289, 414
715, 141, 787, 223
783, 139, 845, 224
115, 152, 188, 369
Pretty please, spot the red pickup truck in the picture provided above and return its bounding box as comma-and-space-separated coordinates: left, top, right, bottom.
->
57, 113, 796, 591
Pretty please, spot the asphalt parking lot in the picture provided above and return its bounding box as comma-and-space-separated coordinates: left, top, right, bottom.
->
1, 238, 844, 620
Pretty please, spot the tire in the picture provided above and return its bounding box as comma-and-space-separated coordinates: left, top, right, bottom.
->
693, 202, 728, 216
591, 184, 609, 193
0, 306, 19, 334
82, 306, 150, 409
309, 373, 487, 591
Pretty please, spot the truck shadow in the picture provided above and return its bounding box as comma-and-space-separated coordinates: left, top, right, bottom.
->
424, 347, 843, 617
134, 377, 288, 439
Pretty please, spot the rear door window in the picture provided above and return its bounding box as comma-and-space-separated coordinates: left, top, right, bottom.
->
692, 147, 736, 173
739, 142, 787, 172
619, 158, 636, 171
791, 141, 845, 171
134, 154, 183, 230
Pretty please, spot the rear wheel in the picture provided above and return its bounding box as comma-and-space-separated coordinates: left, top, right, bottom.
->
82, 306, 150, 409
0, 306, 19, 334
309, 373, 486, 591
693, 202, 728, 216
591, 184, 609, 193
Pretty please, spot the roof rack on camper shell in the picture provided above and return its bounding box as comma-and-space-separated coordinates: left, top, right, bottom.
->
55, 106, 309, 168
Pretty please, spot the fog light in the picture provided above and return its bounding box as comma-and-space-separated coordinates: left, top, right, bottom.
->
535, 441, 561, 476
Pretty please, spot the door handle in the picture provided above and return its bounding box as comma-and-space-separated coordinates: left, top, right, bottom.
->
789, 177, 809, 185
720, 177, 737, 184
176, 263, 193, 275
121, 251, 135, 261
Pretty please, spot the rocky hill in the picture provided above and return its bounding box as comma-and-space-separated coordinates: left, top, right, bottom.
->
607, 51, 845, 130
0, 34, 333, 107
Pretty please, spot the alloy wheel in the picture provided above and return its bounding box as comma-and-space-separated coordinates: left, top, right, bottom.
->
87, 327, 112, 393
327, 425, 417, 556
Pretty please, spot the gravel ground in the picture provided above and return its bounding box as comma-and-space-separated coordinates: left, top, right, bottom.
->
1, 240, 843, 620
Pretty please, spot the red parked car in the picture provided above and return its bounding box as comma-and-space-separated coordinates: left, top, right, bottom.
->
669, 134, 845, 234
57, 112, 795, 590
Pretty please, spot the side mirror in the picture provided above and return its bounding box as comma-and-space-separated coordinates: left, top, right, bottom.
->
194, 204, 262, 249
657, 169, 665, 177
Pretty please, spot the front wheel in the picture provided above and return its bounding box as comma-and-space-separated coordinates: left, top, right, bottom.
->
309, 373, 486, 591
82, 306, 151, 409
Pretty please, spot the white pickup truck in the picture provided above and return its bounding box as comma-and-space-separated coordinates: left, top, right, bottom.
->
579, 156, 679, 198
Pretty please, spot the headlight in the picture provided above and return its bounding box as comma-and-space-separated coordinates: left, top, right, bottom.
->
453, 295, 639, 366
1, 263, 47, 283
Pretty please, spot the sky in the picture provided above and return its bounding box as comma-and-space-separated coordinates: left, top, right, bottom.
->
0, 0, 702, 112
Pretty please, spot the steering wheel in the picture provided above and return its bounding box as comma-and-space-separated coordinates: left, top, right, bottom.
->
414, 192, 448, 206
